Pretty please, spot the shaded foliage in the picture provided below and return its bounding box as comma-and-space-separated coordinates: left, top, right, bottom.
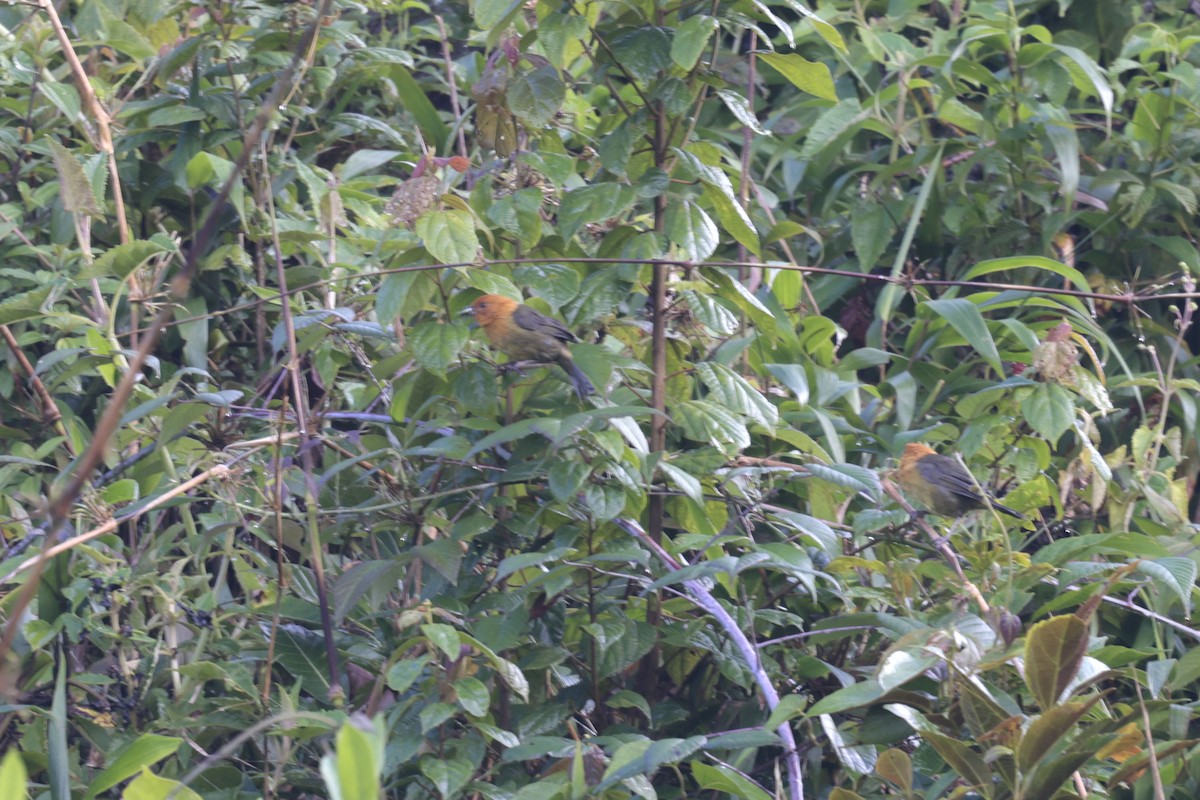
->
0, 0, 1198, 798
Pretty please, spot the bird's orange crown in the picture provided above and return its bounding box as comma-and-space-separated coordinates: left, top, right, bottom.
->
469, 294, 519, 327
901, 442, 937, 466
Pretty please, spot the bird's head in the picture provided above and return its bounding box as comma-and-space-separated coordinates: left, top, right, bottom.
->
463, 294, 519, 326
901, 442, 937, 468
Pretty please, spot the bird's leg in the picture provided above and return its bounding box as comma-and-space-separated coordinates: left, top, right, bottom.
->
497, 361, 530, 377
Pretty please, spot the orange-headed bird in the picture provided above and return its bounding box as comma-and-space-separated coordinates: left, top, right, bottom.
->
897, 443, 1023, 519
465, 294, 596, 398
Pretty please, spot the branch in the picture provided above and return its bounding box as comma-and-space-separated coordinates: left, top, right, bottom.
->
614, 517, 805, 800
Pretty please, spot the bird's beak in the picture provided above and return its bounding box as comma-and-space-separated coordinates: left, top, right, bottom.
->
461, 306, 476, 316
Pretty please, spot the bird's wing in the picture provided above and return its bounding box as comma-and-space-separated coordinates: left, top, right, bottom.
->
513, 304, 578, 343
917, 454, 985, 500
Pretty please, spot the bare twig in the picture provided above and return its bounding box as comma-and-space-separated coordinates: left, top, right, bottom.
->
36, 0, 129, 244
614, 517, 804, 800
880, 476, 991, 614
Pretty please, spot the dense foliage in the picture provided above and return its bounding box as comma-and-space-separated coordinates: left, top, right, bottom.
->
1, 0, 1199, 798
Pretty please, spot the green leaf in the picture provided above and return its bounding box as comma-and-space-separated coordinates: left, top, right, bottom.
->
926, 298, 1004, 375
1050, 44, 1113, 125
454, 677, 490, 717
419, 755, 474, 799
961, 255, 1091, 294
508, 65, 565, 128
85, 734, 182, 799
106, 19, 156, 60
273, 625, 332, 694
659, 461, 704, 504
806, 680, 884, 716
1024, 615, 1088, 710
1021, 383, 1075, 447
473, 0, 523, 30
513, 264, 581, 308
918, 730, 990, 790
715, 90, 769, 135
416, 210, 478, 264
671, 15, 717, 70
392, 67, 450, 148
48, 140, 100, 215
40, 82, 81, 122
765, 363, 810, 405
683, 290, 738, 335
665, 201, 719, 263
691, 762, 773, 800
0, 749, 27, 800
676, 146, 758, 253
693, 362, 778, 430
609, 26, 673, 83
0, 286, 53, 325
799, 99, 863, 160
422, 623, 462, 659
386, 657, 430, 693
782, 0, 848, 52
334, 722, 383, 800
597, 736, 707, 791
851, 204, 894, 271
1016, 696, 1102, 773
874, 749, 912, 795
675, 400, 751, 453
340, 149, 401, 180
411, 320, 470, 375
763, 692, 809, 732
758, 52, 837, 101
1138, 558, 1197, 616
461, 268, 520, 298
558, 183, 636, 241
122, 769, 203, 800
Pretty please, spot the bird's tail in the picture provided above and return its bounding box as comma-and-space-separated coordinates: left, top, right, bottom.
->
989, 499, 1025, 520
561, 358, 595, 398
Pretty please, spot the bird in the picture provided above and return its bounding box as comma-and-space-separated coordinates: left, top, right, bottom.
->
897, 443, 1024, 519
464, 294, 596, 398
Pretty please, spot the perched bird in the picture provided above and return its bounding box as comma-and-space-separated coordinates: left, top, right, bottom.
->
897, 443, 1024, 519
464, 294, 596, 398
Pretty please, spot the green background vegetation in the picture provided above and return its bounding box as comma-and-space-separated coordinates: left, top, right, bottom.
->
0, 0, 1199, 798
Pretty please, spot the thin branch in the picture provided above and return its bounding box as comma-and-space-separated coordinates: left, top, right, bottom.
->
0, 464, 235, 584
615, 517, 805, 800
880, 476, 991, 613
37, 0, 129, 244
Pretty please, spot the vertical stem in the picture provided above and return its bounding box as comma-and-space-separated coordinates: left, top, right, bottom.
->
638, 81, 670, 700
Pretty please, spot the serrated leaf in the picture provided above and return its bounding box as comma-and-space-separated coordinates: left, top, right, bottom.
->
1022, 383, 1075, 447
80, 239, 172, 280
674, 400, 751, 453
416, 210, 478, 264
799, 99, 863, 160
508, 65, 565, 128
694, 362, 778, 429
48, 140, 100, 215
659, 461, 704, 504
670, 15, 717, 70
665, 202, 719, 262
851, 204, 894, 271
411, 320, 470, 375
804, 462, 882, 499
609, 26, 673, 83
0, 286, 53, 325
